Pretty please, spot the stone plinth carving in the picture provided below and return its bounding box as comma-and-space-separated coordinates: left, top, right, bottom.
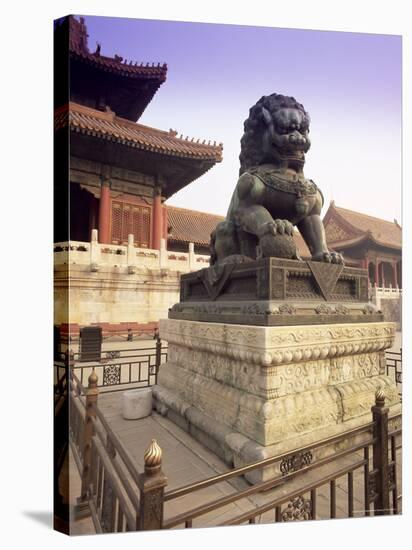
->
153, 319, 400, 482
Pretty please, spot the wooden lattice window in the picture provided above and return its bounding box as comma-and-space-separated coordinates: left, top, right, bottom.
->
111, 201, 151, 248
111, 203, 123, 242
141, 208, 151, 246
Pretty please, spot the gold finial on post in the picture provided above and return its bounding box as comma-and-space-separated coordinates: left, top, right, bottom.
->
375, 385, 386, 406
144, 439, 162, 475
88, 367, 98, 388
138, 439, 167, 529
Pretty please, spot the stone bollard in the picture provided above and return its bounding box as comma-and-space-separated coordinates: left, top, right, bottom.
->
137, 440, 167, 530
122, 388, 152, 420
372, 386, 390, 515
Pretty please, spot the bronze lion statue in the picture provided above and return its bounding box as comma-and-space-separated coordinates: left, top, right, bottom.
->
210, 93, 343, 265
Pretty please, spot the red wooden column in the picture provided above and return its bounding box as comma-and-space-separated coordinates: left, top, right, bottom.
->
98, 180, 111, 244
361, 257, 369, 286
162, 206, 168, 241
393, 261, 398, 288
151, 189, 163, 250
374, 260, 379, 287
363, 257, 370, 286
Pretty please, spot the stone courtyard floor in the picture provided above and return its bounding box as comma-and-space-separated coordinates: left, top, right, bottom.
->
70, 389, 402, 535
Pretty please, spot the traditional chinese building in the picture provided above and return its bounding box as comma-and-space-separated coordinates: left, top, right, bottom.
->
323, 202, 402, 326
323, 201, 402, 289
55, 16, 222, 248
54, 16, 222, 335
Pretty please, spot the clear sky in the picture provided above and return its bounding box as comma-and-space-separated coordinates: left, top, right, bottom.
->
83, 15, 402, 223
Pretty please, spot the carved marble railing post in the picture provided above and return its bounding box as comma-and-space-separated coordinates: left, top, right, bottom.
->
137, 439, 167, 530
77, 369, 99, 516
159, 238, 167, 270
127, 233, 136, 273
188, 242, 195, 271
90, 229, 101, 270
372, 387, 390, 515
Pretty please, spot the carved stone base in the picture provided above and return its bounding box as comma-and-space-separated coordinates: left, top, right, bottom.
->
153, 318, 401, 483
170, 258, 382, 326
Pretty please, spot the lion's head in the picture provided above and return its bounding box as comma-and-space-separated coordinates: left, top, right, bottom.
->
239, 93, 311, 175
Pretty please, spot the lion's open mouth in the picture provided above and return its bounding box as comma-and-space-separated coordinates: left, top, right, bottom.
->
278, 150, 305, 161
278, 151, 305, 171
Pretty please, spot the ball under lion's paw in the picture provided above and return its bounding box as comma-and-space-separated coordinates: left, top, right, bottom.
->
258, 232, 299, 259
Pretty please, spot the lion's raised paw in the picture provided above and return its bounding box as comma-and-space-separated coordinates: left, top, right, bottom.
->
260, 219, 294, 237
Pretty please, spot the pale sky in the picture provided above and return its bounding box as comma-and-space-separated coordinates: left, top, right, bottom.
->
84, 16, 402, 223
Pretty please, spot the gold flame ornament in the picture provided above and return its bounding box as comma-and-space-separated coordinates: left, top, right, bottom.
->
375, 386, 385, 403
144, 439, 162, 472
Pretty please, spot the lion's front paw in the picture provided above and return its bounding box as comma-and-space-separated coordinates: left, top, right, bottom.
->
311, 251, 344, 264
260, 219, 294, 237
330, 251, 344, 264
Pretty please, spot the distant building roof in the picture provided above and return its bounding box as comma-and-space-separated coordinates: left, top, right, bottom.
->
166, 202, 400, 260
323, 201, 401, 250
166, 205, 312, 257
166, 206, 224, 248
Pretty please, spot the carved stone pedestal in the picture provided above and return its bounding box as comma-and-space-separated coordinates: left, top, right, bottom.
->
153, 318, 400, 483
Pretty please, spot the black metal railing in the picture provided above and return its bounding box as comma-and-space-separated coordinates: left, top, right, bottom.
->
69, 372, 142, 532
161, 407, 402, 528
71, 371, 402, 532
54, 339, 168, 393
385, 348, 402, 397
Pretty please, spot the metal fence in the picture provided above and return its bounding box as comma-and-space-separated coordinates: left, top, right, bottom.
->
63, 341, 403, 532
160, 403, 401, 528
385, 349, 402, 397
70, 369, 401, 532
69, 372, 142, 531
55, 339, 168, 393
